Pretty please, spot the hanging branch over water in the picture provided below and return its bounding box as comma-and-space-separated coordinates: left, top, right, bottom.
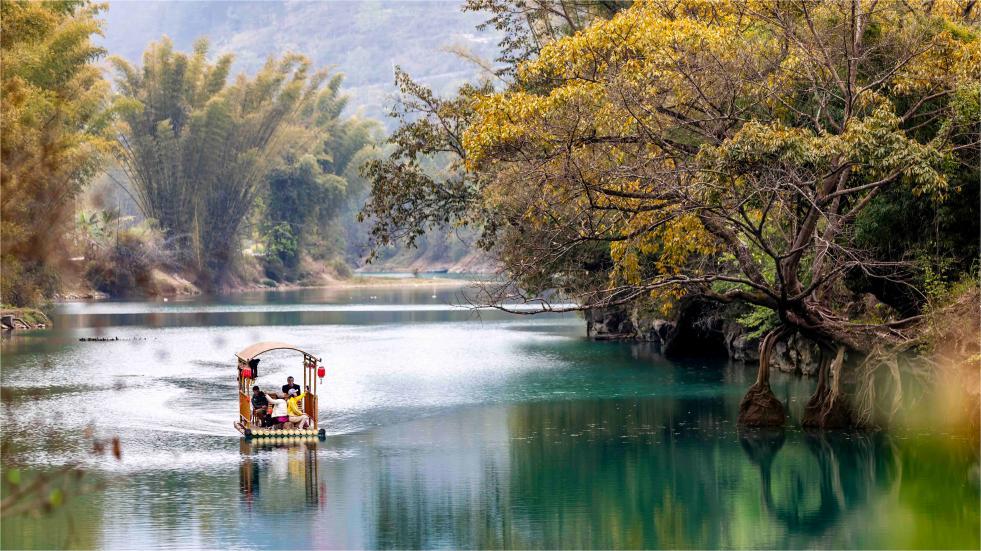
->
366, 0, 979, 428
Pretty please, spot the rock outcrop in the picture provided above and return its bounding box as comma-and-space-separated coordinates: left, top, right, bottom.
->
585, 299, 823, 376
771, 331, 822, 376
585, 306, 636, 340
0, 308, 51, 330
723, 320, 760, 362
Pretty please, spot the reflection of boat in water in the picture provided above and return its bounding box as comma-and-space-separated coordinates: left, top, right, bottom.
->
233, 341, 327, 441
239, 439, 324, 509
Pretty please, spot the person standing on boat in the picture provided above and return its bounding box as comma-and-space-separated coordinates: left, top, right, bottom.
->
282, 376, 301, 397
286, 386, 312, 429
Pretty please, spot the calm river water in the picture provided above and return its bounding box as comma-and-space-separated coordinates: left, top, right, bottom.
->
1, 281, 977, 549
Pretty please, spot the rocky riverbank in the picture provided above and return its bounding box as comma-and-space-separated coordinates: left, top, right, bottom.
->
586, 298, 825, 376
0, 307, 52, 330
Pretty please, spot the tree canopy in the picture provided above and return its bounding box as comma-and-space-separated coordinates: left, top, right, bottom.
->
365, 0, 980, 427
262, 75, 379, 277
465, 0, 977, 339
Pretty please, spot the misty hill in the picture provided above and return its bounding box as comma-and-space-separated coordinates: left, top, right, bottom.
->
99, 0, 501, 127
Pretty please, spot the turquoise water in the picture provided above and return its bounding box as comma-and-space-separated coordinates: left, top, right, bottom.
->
1, 283, 977, 549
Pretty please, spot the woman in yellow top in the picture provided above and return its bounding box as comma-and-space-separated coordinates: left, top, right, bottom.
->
286, 386, 311, 429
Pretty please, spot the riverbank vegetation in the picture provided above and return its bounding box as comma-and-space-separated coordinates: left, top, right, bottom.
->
111, 38, 380, 288
363, 0, 979, 429
1, 0, 386, 305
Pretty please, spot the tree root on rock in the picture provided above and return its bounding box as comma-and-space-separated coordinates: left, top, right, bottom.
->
738, 325, 789, 427
739, 383, 787, 427
802, 344, 854, 428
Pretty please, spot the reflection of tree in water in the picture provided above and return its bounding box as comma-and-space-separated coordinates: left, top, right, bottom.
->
500, 396, 730, 548
740, 429, 897, 537
501, 399, 899, 548
372, 453, 514, 549
364, 393, 971, 549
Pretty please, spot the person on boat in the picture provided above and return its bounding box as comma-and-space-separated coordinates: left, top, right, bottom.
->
266, 392, 292, 428
286, 386, 311, 429
250, 386, 271, 427
282, 376, 301, 397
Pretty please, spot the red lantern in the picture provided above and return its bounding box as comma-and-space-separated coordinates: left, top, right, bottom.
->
242, 367, 253, 380
317, 365, 325, 381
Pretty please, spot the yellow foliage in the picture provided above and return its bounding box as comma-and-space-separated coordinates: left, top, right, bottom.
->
1, 0, 112, 305
461, 0, 977, 315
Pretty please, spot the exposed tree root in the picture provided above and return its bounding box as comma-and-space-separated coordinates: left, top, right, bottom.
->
739, 384, 787, 427
739, 326, 788, 427
803, 344, 854, 428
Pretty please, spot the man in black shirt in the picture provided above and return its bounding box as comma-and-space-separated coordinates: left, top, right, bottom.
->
282, 376, 301, 397
251, 386, 271, 427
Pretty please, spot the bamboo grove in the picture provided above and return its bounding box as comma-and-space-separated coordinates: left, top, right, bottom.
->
1, 1, 377, 300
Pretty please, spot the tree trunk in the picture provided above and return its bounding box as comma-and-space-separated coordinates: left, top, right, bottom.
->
802, 344, 854, 428
738, 326, 789, 427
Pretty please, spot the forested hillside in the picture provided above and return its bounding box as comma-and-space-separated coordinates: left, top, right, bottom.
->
98, 0, 501, 127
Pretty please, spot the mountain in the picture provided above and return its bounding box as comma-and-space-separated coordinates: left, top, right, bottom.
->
98, 0, 501, 127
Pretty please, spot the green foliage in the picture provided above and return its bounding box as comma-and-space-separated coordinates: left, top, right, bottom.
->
263, 222, 300, 269
0, 0, 112, 306
262, 113, 377, 275
360, 4, 625, 271
112, 39, 339, 286
76, 209, 134, 243
737, 306, 780, 340
360, 70, 496, 253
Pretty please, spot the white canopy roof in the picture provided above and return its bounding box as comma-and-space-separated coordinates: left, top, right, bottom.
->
235, 341, 318, 362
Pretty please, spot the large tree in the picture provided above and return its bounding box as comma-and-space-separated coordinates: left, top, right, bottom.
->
461, 0, 979, 427
112, 39, 336, 284
365, 0, 979, 428
1, 0, 112, 305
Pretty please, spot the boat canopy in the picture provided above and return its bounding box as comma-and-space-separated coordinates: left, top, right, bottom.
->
235, 341, 319, 362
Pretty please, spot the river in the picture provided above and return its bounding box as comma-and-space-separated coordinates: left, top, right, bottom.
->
1, 281, 977, 549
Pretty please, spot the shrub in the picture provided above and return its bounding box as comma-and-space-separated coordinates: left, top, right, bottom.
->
82, 223, 170, 297
0, 257, 60, 307
329, 257, 353, 279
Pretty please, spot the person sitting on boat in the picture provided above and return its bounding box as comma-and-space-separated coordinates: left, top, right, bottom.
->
286, 386, 311, 429
250, 386, 271, 427
266, 393, 292, 428
282, 376, 301, 397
